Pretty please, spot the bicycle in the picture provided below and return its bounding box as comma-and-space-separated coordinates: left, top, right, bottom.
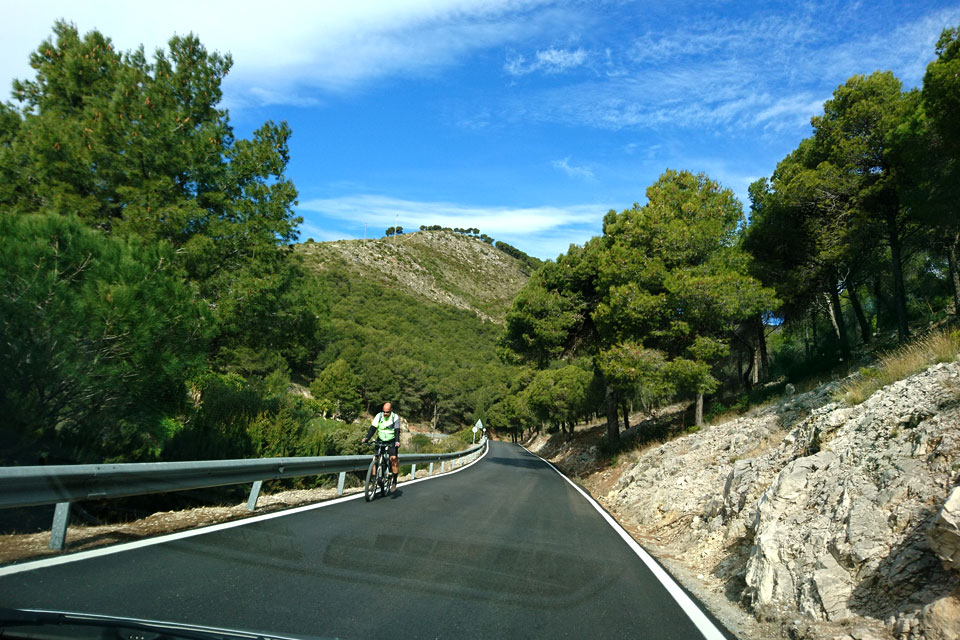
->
364, 440, 392, 502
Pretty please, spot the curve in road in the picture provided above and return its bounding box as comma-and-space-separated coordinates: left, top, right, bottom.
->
0, 441, 733, 639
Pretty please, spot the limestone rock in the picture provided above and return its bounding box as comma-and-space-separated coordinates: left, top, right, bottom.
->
918, 591, 960, 640
927, 487, 960, 572
603, 359, 960, 637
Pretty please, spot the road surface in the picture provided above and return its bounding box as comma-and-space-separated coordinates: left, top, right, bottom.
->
0, 441, 732, 639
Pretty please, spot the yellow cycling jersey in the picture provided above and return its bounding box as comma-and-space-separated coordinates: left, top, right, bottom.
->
374, 411, 399, 441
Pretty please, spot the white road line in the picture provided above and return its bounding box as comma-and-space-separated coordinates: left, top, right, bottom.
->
525, 448, 728, 640
0, 443, 489, 578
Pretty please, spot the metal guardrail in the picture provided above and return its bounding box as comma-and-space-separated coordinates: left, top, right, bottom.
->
0, 438, 487, 551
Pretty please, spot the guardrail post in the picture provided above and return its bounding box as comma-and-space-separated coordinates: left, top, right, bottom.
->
441, 461, 445, 473
410, 464, 416, 480
246, 480, 263, 511
337, 472, 345, 496
49, 502, 71, 550
429, 462, 434, 476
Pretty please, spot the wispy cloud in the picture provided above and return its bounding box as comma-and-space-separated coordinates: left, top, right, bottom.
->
818, 7, 960, 87
297, 194, 609, 259
552, 157, 594, 180
506, 47, 589, 75
502, 3, 960, 135
752, 93, 828, 132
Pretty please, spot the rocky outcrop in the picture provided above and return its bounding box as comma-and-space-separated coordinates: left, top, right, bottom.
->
928, 487, 960, 571
605, 361, 960, 639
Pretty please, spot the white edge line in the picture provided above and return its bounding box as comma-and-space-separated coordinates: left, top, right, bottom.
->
0, 442, 490, 578
525, 447, 728, 640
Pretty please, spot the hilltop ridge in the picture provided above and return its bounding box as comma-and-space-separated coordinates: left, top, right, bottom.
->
297, 230, 532, 323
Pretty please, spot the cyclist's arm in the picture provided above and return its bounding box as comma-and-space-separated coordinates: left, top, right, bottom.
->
363, 424, 377, 441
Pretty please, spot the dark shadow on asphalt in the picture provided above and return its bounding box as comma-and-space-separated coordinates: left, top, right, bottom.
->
483, 455, 547, 470
321, 530, 621, 610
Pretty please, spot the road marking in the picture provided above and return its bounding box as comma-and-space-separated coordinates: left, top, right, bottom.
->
0, 443, 489, 577
526, 448, 728, 640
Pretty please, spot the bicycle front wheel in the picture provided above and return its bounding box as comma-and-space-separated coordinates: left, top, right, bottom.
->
364, 459, 377, 502
376, 458, 388, 496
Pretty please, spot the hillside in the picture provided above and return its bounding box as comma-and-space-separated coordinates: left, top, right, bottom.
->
297, 230, 532, 323
295, 230, 534, 428
528, 360, 960, 640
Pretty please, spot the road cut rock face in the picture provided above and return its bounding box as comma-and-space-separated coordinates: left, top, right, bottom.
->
928, 486, 960, 571
605, 361, 960, 640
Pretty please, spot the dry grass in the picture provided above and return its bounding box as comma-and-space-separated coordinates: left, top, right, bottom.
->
835, 329, 960, 405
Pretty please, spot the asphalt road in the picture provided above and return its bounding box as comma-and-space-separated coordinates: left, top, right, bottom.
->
0, 441, 733, 639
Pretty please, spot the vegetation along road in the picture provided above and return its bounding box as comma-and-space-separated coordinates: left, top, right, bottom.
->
0, 441, 732, 639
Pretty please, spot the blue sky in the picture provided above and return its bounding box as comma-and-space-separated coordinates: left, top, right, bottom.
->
3, 1, 960, 259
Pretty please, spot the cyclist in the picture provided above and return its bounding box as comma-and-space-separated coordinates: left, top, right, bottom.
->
362, 402, 401, 493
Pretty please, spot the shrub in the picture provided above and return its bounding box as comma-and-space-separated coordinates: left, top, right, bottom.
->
409, 434, 431, 452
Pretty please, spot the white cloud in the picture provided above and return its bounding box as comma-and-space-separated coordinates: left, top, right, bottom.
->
299, 194, 602, 234
297, 194, 609, 258
551, 157, 594, 179
0, 0, 565, 106
538, 47, 587, 70
297, 221, 360, 244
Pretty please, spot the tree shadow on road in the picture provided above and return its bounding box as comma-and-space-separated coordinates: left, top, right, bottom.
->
483, 455, 546, 470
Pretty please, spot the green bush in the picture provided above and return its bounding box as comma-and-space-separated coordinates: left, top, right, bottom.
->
247, 396, 325, 459
409, 434, 431, 452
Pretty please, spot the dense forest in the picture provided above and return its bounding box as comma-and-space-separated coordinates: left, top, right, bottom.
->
308, 256, 519, 427
0, 21, 526, 466
493, 26, 960, 444
0, 22, 336, 465
1, 22, 958, 465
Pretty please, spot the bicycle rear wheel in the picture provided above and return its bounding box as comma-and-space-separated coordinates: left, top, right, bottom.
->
364, 459, 377, 502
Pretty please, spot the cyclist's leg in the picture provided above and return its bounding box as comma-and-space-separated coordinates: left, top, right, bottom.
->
388, 443, 399, 491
